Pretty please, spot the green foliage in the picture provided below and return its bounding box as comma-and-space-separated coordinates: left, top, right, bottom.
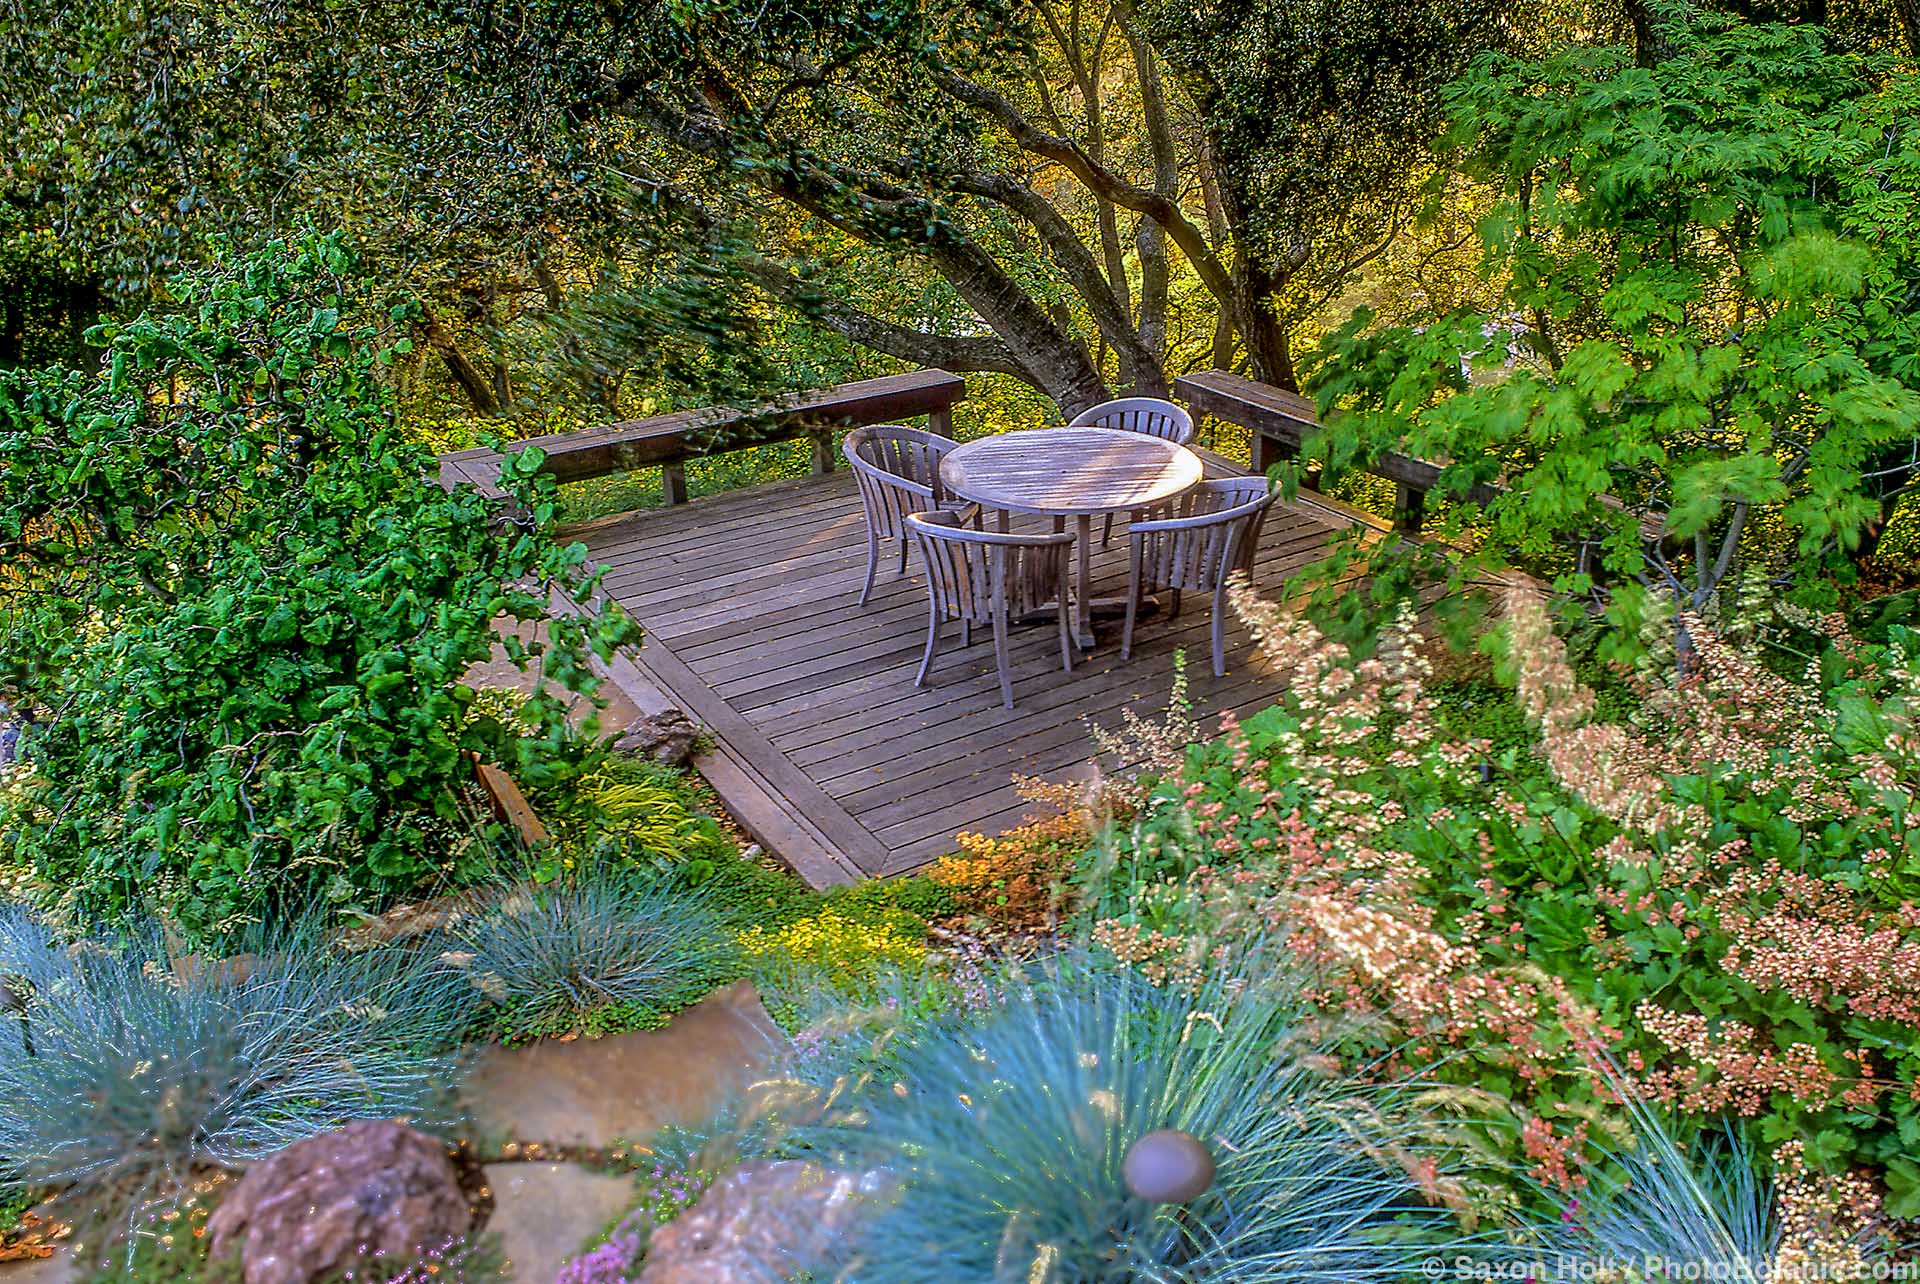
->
1134, 0, 1520, 361
1307, 21, 1920, 621
540, 757, 735, 880
0, 1181, 35, 1235
0, 235, 636, 933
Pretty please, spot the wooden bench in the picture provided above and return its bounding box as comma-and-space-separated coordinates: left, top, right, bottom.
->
437, 368, 967, 504
1174, 369, 1663, 543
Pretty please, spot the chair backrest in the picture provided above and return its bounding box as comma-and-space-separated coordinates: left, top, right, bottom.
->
1131, 478, 1276, 593
844, 425, 960, 539
906, 511, 1073, 624
1067, 397, 1196, 445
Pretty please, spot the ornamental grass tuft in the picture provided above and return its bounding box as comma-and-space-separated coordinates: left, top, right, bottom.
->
0, 905, 459, 1212
804, 954, 1456, 1283
440, 865, 737, 1042
1530, 1090, 1797, 1284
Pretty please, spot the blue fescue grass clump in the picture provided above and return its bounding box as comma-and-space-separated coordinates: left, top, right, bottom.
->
1538, 1094, 1779, 1284
802, 957, 1456, 1283
0, 905, 463, 1207
441, 865, 739, 1042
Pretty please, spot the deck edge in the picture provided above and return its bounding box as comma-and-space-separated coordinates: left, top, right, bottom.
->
545, 586, 865, 889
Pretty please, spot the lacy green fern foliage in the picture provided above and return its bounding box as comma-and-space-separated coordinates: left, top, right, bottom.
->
0, 907, 458, 1205
807, 960, 1451, 1283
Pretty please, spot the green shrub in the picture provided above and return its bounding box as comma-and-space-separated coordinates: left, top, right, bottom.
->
540, 757, 735, 878
0, 235, 635, 934
1307, 21, 1920, 618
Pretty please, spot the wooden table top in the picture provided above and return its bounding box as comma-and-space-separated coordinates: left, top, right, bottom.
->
939, 426, 1204, 517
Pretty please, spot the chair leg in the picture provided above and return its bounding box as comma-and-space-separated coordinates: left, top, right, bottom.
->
915, 601, 942, 687
962, 619, 972, 648
1056, 561, 1075, 674
898, 535, 910, 575
1121, 541, 1143, 661
1211, 600, 1227, 678
1168, 588, 1182, 620
991, 603, 1014, 709
858, 526, 880, 606
1102, 513, 1114, 546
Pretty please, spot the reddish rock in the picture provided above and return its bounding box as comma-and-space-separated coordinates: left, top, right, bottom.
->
637, 1160, 890, 1283
206, 1121, 475, 1284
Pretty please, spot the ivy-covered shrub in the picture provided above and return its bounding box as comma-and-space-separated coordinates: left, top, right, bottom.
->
1089, 584, 1920, 1217
0, 235, 636, 932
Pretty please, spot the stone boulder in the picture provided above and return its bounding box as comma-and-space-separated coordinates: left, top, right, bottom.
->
206, 1121, 476, 1284
612, 710, 701, 767
637, 1161, 891, 1283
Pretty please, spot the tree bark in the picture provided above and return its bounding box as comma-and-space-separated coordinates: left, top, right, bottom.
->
1129, 29, 1179, 389
630, 97, 1111, 413
947, 169, 1160, 392
744, 258, 1035, 381
1195, 141, 1239, 369
419, 307, 501, 413
935, 69, 1238, 309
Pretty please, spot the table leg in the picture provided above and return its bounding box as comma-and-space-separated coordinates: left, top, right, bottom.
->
996, 509, 1011, 534
1074, 514, 1095, 649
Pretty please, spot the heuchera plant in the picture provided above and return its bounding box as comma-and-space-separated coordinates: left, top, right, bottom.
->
0, 234, 637, 933
1090, 583, 1920, 1221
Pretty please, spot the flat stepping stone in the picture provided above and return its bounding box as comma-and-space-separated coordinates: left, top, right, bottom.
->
0, 1258, 76, 1284
485, 1162, 635, 1282
461, 981, 782, 1150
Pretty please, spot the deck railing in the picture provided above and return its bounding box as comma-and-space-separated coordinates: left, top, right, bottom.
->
1173, 369, 1505, 534
437, 368, 967, 504
1174, 369, 1662, 544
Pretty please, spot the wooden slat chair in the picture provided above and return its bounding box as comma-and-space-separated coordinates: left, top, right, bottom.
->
1122, 477, 1276, 678
844, 425, 978, 605
906, 511, 1075, 710
1067, 397, 1199, 544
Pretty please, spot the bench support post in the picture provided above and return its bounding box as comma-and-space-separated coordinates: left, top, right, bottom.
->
811, 431, 835, 475
928, 405, 954, 438
662, 461, 689, 506
1394, 482, 1426, 534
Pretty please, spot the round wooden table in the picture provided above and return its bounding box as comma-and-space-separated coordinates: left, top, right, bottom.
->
940, 426, 1204, 647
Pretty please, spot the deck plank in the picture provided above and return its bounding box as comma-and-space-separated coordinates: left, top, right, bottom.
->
575, 468, 1354, 883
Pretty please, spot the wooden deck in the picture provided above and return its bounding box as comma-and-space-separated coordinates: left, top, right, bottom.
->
566, 465, 1364, 885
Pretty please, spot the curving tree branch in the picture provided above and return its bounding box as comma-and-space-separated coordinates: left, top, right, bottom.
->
741, 257, 1034, 381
